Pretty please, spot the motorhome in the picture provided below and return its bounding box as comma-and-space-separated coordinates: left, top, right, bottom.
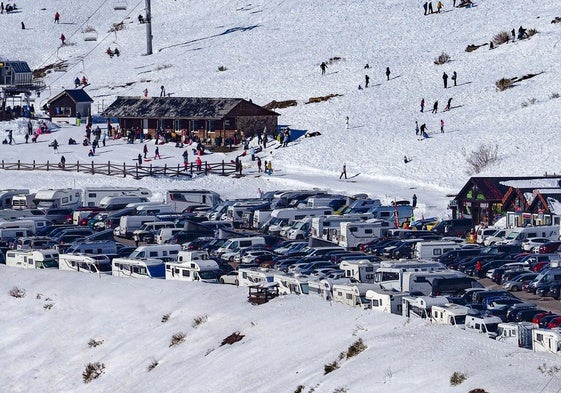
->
117, 216, 160, 238
58, 253, 112, 275
133, 221, 177, 243
273, 273, 310, 295
0, 228, 32, 244
226, 200, 270, 228
532, 328, 561, 354
165, 190, 222, 212
332, 283, 379, 309
18, 217, 51, 233
252, 209, 272, 230
374, 260, 447, 291
155, 228, 184, 244
413, 240, 463, 260
165, 250, 221, 282
337, 220, 391, 249
401, 295, 449, 319
15, 236, 52, 250
0, 189, 30, 209
129, 244, 181, 262
112, 258, 165, 279
465, 315, 502, 338
215, 236, 266, 257
368, 203, 413, 226
238, 267, 276, 287
310, 214, 374, 241
496, 322, 534, 349
308, 277, 354, 300
99, 195, 150, 211
33, 189, 81, 209
65, 240, 119, 255
0, 219, 36, 233
339, 259, 379, 283
365, 288, 406, 314
306, 195, 346, 209
430, 304, 469, 328
82, 187, 152, 207
135, 204, 176, 216
264, 207, 333, 236
5, 249, 59, 269
11, 193, 36, 210
337, 198, 381, 215
501, 225, 560, 245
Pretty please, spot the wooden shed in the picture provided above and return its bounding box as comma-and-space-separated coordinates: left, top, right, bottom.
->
101, 96, 279, 142
47, 89, 94, 123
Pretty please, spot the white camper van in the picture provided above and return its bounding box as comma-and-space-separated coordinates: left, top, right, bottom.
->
273, 273, 309, 295
99, 195, 150, 211
83, 187, 152, 207
215, 236, 266, 257
310, 214, 373, 241
5, 249, 59, 269
34, 188, 81, 209
164, 250, 221, 283
58, 253, 112, 275
237, 267, 276, 287
365, 288, 406, 315
401, 295, 449, 319
0, 189, 30, 209
165, 190, 222, 212
337, 220, 390, 249
465, 315, 502, 338
112, 258, 166, 279
532, 328, 561, 354
414, 240, 463, 260
496, 322, 534, 349
264, 207, 333, 236
339, 259, 379, 283
332, 283, 379, 309
129, 244, 181, 262
430, 304, 469, 328
501, 225, 560, 246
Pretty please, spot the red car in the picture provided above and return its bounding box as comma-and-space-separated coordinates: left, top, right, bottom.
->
547, 317, 561, 329
532, 312, 553, 325
538, 241, 561, 254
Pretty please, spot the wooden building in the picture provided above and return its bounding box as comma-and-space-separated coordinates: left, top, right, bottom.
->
47, 89, 94, 124
101, 96, 279, 141
452, 176, 561, 226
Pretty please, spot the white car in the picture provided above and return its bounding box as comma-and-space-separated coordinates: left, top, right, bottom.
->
219, 271, 239, 285
521, 237, 550, 252
309, 267, 340, 279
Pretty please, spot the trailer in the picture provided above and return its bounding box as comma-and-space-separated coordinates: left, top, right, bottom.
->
58, 253, 112, 275
332, 283, 380, 309
82, 187, 152, 207
365, 288, 406, 315
112, 258, 165, 279
165, 189, 222, 212
496, 322, 534, 349
532, 328, 561, 354
401, 295, 449, 319
337, 220, 391, 249
5, 249, 59, 269
430, 303, 469, 328
33, 188, 82, 209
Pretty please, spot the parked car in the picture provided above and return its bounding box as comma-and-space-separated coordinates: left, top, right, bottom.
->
41, 208, 74, 225
538, 240, 561, 254
219, 271, 239, 285
546, 282, 561, 300
502, 272, 537, 292
521, 237, 550, 252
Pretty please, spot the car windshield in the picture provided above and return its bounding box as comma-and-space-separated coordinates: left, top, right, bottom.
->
41, 259, 59, 268
199, 270, 218, 280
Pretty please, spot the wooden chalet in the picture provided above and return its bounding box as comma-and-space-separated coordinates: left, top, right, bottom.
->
0, 60, 46, 120
452, 176, 561, 226
101, 96, 280, 141
47, 89, 94, 123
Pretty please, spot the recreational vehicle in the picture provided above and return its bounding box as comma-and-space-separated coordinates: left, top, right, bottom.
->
0, 189, 29, 209
33, 189, 81, 209
82, 187, 152, 207
165, 258, 221, 282
65, 240, 119, 255
501, 225, 560, 245
337, 220, 391, 249
368, 203, 413, 226
263, 207, 333, 235
237, 267, 276, 287
0, 228, 32, 244
133, 221, 177, 243
165, 189, 222, 212
430, 304, 469, 327
5, 249, 59, 269
374, 260, 447, 292
532, 328, 561, 354
99, 195, 150, 211
338, 198, 381, 214
0, 219, 36, 233
112, 258, 165, 279
332, 283, 379, 309
401, 295, 449, 319
58, 253, 112, 275
465, 315, 502, 338
339, 259, 379, 283
252, 209, 272, 230
310, 214, 374, 241
116, 216, 160, 238
215, 236, 266, 256
273, 273, 310, 295
496, 322, 534, 349
365, 288, 406, 314
129, 244, 181, 262
308, 277, 354, 300
11, 193, 36, 210
226, 200, 270, 228
413, 240, 463, 260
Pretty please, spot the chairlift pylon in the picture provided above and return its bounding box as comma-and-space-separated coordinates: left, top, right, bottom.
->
113, 0, 128, 10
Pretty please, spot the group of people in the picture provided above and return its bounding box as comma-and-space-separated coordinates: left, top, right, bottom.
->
106, 47, 121, 58
1, 2, 17, 14
74, 76, 88, 87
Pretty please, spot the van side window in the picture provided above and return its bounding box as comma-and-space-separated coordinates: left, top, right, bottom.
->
149, 252, 158, 257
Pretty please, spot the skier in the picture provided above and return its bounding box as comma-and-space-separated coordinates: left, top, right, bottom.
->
386, 67, 391, 81
345, 116, 349, 129
451, 71, 457, 86
60, 33, 66, 45
182, 150, 189, 169
143, 88, 148, 98
365, 74, 370, 88
511, 28, 516, 41
160, 85, 166, 97
436, 1, 443, 12
257, 156, 262, 172
137, 154, 142, 165
440, 119, 445, 133
412, 194, 417, 208
415, 121, 420, 135
59, 155, 66, 169
81, 76, 88, 86
265, 161, 273, 175
404, 156, 411, 164
24, 133, 29, 144
320, 62, 327, 75
420, 98, 425, 112
445, 97, 453, 111
21, 21, 25, 30
432, 100, 438, 114
101, 131, 107, 147
443, 72, 448, 88
154, 146, 161, 159
428, 1, 433, 13
339, 164, 347, 180
8, 129, 14, 144
54, 12, 60, 23
51, 139, 59, 152
74, 76, 81, 87
420, 123, 428, 136
143, 144, 148, 159
423, 2, 428, 15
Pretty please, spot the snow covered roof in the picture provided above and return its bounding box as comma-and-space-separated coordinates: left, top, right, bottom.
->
47, 89, 94, 104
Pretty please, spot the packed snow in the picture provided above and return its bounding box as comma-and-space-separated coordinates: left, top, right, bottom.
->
1, 0, 561, 391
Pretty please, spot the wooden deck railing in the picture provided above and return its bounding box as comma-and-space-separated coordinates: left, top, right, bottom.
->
0, 160, 238, 179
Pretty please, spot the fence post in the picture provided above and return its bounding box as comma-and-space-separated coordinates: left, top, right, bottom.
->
17, 160, 20, 170
176, 164, 180, 176
47, 161, 49, 171
149, 164, 153, 176
77, 161, 80, 172
221, 160, 225, 176
135, 164, 139, 179
205, 162, 208, 175
91, 161, 95, 174
107, 161, 111, 175
123, 162, 126, 177
164, 164, 167, 176
190, 162, 193, 176
1, 160, 3, 169
33, 160, 35, 169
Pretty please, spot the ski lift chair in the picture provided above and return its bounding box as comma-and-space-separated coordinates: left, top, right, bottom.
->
113, 0, 128, 10
83, 27, 98, 42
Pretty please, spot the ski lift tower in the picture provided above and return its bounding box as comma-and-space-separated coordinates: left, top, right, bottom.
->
145, 0, 153, 55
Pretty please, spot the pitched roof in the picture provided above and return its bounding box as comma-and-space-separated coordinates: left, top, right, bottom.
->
455, 176, 561, 202
47, 89, 94, 104
101, 96, 278, 119
4, 61, 32, 73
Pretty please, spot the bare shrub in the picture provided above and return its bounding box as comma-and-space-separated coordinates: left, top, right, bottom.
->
346, 338, 367, 359
450, 371, 467, 386
333, 388, 348, 393
434, 52, 451, 65
465, 144, 499, 175
538, 363, 561, 376
218, 65, 227, 72
221, 331, 244, 346
496, 77, 513, 91
9, 286, 26, 298
88, 339, 104, 348
169, 332, 186, 347
192, 314, 208, 328
161, 313, 170, 323
147, 358, 159, 372
521, 97, 537, 107
492, 31, 510, 45
43, 303, 54, 310
550, 92, 560, 99
294, 385, 304, 393
83, 362, 105, 383
324, 361, 339, 375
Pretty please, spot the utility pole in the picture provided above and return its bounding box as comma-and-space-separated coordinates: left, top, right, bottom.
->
145, 0, 153, 55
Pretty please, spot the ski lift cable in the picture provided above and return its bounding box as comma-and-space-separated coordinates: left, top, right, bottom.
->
45, 0, 144, 87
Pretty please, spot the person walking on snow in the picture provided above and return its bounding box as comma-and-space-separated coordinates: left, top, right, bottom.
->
182, 149, 189, 169
420, 123, 428, 136
339, 164, 347, 179
386, 67, 391, 81
320, 62, 327, 75
451, 71, 457, 86
154, 146, 160, 159
432, 100, 438, 114
428, 1, 433, 13
423, 2, 428, 15
257, 156, 262, 172
420, 98, 425, 112
365, 74, 370, 88
415, 121, 420, 135
445, 97, 453, 111
443, 72, 448, 88
345, 116, 349, 129
437, 1, 443, 12
143, 144, 148, 159
412, 194, 418, 208
54, 12, 60, 23
440, 119, 445, 133
60, 33, 66, 45
8, 129, 14, 144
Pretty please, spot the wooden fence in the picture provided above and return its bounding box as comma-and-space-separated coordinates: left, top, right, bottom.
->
0, 160, 239, 180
